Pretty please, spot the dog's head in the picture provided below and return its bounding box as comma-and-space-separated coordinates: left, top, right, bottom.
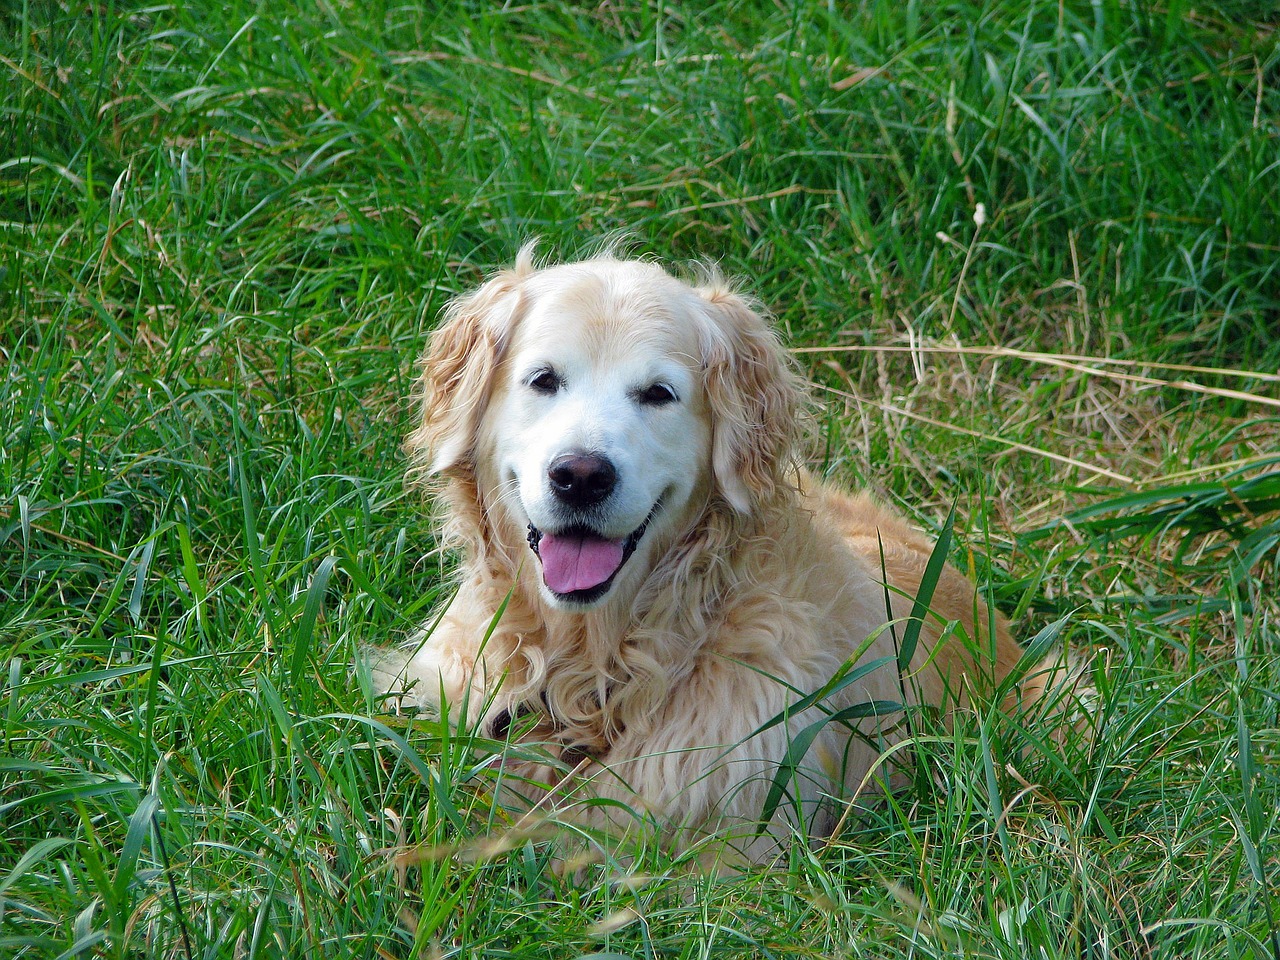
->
407, 246, 802, 610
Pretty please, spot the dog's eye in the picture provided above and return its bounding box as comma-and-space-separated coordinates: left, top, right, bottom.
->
528, 369, 561, 395
637, 383, 677, 406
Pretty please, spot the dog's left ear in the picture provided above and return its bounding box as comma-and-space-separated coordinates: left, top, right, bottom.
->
698, 285, 803, 514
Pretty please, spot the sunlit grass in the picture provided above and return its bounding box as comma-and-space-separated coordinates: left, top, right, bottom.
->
3, 1, 1278, 957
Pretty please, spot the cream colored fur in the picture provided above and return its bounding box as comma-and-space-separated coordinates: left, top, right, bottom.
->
371, 246, 1059, 860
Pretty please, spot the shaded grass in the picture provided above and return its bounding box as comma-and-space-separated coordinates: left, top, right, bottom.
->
3, 1, 1279, 957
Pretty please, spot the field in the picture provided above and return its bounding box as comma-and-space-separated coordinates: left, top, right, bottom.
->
3, 1, 1279, 957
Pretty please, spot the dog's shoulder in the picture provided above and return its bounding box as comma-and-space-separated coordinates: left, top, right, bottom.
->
796, 470, 931, 557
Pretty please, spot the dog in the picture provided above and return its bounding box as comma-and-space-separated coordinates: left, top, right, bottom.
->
370, 244, 1066, 861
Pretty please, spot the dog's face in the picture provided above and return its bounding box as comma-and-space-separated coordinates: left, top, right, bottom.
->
410, 251, 800, 611
488, 264, 712, 607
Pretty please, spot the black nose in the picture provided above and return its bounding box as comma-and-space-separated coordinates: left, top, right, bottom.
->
548, 452, 617, 507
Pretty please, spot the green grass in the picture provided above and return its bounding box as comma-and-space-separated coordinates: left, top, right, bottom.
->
3, 0, 1278, 957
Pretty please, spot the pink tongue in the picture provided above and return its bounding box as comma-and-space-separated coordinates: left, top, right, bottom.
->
538, 531, 626, 594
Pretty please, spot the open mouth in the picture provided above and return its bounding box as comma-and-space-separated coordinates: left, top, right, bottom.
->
526, 506, 658, 604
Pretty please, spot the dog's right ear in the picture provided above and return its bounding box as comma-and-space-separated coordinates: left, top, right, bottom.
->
405, 257, 530, 477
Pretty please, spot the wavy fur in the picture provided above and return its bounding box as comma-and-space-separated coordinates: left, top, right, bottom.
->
372, 250, 1079, 860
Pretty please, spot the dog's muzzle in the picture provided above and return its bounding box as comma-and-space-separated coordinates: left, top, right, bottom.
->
526, 506, 657, 603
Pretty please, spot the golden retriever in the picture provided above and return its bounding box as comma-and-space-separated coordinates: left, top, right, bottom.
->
371, 244, 1065, 860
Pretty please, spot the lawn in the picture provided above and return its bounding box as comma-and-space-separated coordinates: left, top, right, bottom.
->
2, 1, 1279, 957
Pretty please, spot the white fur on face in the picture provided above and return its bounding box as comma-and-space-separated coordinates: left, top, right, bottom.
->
482, 261, 713, 609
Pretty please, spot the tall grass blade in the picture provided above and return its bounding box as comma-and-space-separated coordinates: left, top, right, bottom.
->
898, 502, 956, 673
0, 837, 75, 897
758, 699, 903, 833
112, 792, 160, 909
293, 554, 338, 686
